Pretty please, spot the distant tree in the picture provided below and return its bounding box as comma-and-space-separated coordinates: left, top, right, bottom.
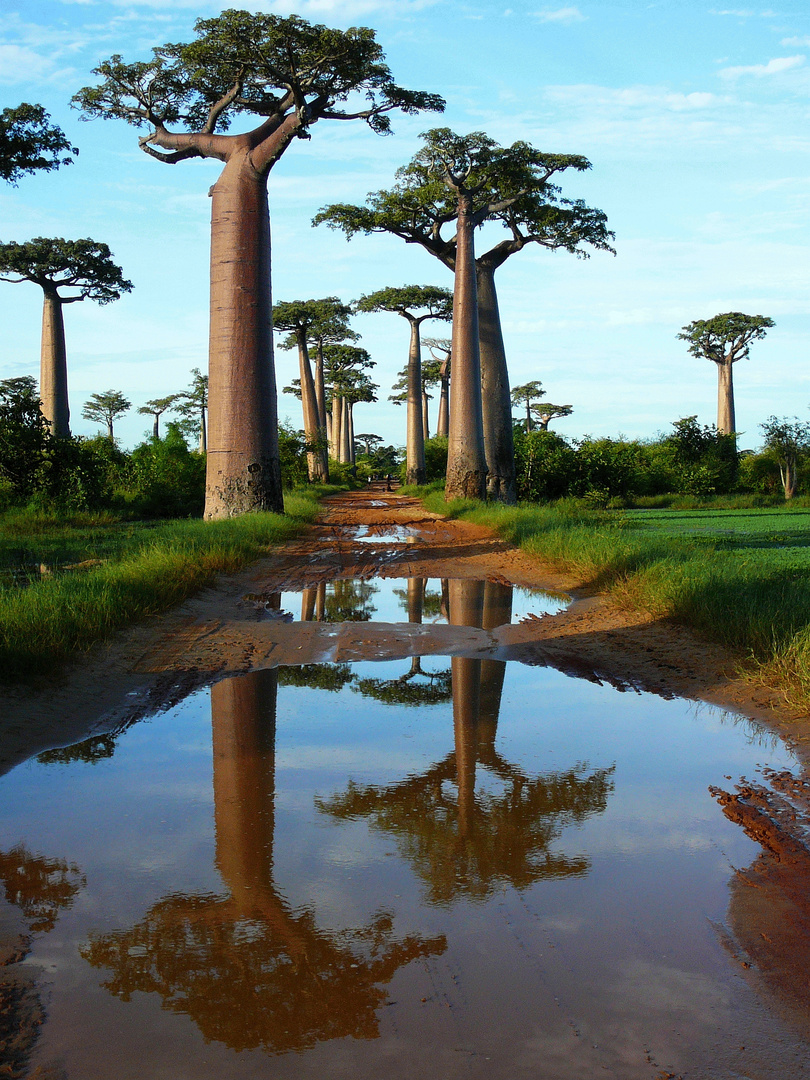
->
423, 337, 451, 437
511, 381, 545, 432
316, 128, 614, 502
531, 403, 572, 431
82, 390, 131, 441
174, 368, 208, 452
0, 103, 77, 185
355, 285, 452, 485
677, 312, 774, 435
322, 344, 374, 463
138, 394, 180, 439
760, 416, 810, 500
355, 433, 383, 458
0, 238, 131, 437
74, 11, 443, 518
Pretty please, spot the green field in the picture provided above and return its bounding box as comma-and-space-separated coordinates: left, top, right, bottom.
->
422, 489, 810, 709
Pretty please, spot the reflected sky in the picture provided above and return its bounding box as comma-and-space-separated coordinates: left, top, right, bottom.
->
0, 590, 805, 1077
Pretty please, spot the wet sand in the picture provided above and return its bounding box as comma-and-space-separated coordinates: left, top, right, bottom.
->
2, 485, 810, 1074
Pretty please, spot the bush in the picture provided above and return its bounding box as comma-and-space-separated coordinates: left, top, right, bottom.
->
120, 425, 205, 517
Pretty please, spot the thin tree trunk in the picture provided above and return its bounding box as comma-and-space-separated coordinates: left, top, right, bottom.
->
782, 460, 797, 500
422, 388, 430, 441
40, 288, 70, 437
205, 152, 282, 518
331, 393, 342, 460
448, 579, 484, 841
525, 401, 531, 432
406, 318, 426, 485
106, 418, 114, 441
437, 363, 449, 437
716, 359, 736, 436
478, 581, 512, 749
445, 192, 486, 500
314, 344, 328, 431
477, 263, 515, 503
153, 415, 159, 439
199, 409, 207, 453
297, 333, 327, 482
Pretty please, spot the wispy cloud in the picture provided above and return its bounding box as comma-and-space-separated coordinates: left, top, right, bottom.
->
719, 54, 805, 78
782, 36, 810, 47
710, 8, 779, 15
530, 6, 586, 24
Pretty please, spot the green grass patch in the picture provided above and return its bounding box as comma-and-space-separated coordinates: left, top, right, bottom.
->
0, 489, 326, 680
419, 490, 810, 708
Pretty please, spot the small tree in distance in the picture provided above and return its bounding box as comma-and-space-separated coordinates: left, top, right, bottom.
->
0, 104, 78, 185
0, 238, 131, 437
760, 416, 810, 500
677, 312, 774, 436
175, 368, 208, 452
83, 391, 131, 441
138, 395, 180, 439
532, 403, 572, 431
511, 381, 545, 432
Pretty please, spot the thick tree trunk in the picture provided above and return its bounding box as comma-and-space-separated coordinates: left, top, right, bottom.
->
477, 263, 515, 503
152, 415, 159, 439
314, 345, 328, 431
437, 364, 449, 437
340, 396, 351, 463
716, 359, 736, 436
205, 152, 283, 518
478, 581, 512, 749
296, 335, 328, 482
348, 402, 356, 466
331, 393, 342, 460
445, 193, 486, 500
448, 579, 484, 840
199, 409, 207, 453
406, 318, 426, 485
40, 288, 70, 437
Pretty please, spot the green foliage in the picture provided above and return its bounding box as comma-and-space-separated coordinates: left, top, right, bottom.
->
0, 103, 78, 185
82, 389, 131, 439
513, 429, 576, 501
662, 416, 737, 496
354, 284, 452, 320
124, 425, 205, 517
278, 421, 310, 489
422, 436, 448, 481
0, 237, 131, 303
677, 312, 774, 365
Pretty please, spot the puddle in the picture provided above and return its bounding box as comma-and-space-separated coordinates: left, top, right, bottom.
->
343, 523, 419, 543
1, 636, 807, 1076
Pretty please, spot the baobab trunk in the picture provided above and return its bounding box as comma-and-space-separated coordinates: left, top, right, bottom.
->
449, 579, 484, 840
422, 387, 430, 441
296, 335, 328, 482
314, 345, 328, 431
437, 362, 449, 437
40, 288, 70, 437
199, 409, 207, 453
406, 319, 426, 485
331, 394, 342, 460
205, 152, 283, 518
445, 193, 486, 501
348, 403, 356, 465
716, 360, 736, 436
477, 263, 515, 503
340, 396, 351, 463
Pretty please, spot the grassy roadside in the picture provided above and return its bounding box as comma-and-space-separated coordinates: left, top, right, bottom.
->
417, 487, 810, 709
0, 488, 337, 680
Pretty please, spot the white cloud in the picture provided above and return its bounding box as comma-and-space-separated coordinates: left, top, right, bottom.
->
711, 7, 779, 15
782, 36, 810, 47
0, 44, 57, 83
719, 54, 805, 79
531, 6, 586, 24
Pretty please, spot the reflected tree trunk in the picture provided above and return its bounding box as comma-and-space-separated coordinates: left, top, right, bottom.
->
448, 579, 485, 840
478, 581, 512, 751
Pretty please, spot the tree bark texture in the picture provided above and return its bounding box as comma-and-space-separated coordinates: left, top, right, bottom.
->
449, 578, 484, 841
716, 360, 736, 436
40, 288, 70, 437
296, 334, 328, 482
422, 389, 430, 441
340, 396, 351, 463
331, 393, 342, 460
406, 318, 426, 485
314, 345, 328, 432
437, 364, 449, 438
476, 263, 515, 503
199, 409, 207, 453
445, 193, 486, 501
205, 152, 283, 518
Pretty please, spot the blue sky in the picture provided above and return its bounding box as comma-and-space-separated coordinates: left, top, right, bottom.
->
2, 0, 809, 450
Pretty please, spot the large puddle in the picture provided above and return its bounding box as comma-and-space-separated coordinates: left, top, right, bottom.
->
0, 577, 808, 1077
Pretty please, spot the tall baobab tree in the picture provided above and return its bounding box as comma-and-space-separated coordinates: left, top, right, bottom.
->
82, 389, 131, 441
74, 12, 443, 519
355, 285, 452, 485
316, 128, 613, 503
0, 103, 77, 184
423, 337, 451, 437
511, 380, 545, 432
175, 368, 208, 452
0, 238, 131, 437
322, 344, 374, 462
138, 394, 180, 439
677, 312, 774, 436
273, 300, 331, 482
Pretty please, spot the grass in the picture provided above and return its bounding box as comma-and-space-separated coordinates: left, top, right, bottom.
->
419, 488, 810, 709
0, 488, 336, 680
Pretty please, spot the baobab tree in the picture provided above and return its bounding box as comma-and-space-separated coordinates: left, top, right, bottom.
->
74, 11, 443, 519
316, 128, 613, 502
0, 103, 77, 184
175, 368, 208, 452
423, 337, 451, 437
355, 433, 383, 458
322, 344, 374, 462
82, 390, 131, 441
0, 238, 131, 437
511, 381, 545, 432
532, 402, 572, 431
355, 285, 452, 485
273, 300, 330, 482
138, 394, 180, 439
306, 298, 357, 443
677, 312, 774, 435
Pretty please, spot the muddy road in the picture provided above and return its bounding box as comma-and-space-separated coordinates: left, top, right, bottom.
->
1, 487, 810, 1079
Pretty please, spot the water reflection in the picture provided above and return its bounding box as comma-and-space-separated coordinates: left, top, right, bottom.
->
0, 845, 85, 935
319, 580, 615, 904
81, 669, 446, 1054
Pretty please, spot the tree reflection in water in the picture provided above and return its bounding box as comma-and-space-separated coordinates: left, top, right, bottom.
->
0, 845, 85, 934
319, 579, 615, 904
81, 668, 446, 1054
